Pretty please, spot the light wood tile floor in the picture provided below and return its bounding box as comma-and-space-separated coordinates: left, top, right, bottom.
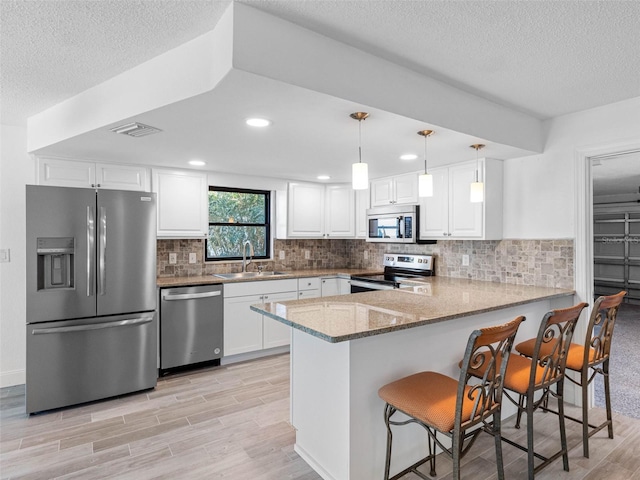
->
1, 353, 639, 479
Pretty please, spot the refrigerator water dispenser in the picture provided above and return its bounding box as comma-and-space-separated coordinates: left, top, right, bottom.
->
36, 237, 75, 290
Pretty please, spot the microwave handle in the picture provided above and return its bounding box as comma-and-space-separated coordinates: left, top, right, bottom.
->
398, 216, 404, 238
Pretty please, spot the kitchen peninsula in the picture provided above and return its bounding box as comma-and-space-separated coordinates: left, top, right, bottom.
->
252, 277, 574, 480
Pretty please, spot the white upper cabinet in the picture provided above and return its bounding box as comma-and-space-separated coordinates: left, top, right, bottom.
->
419, 158, 503, 240
38, 157, 150, 191
152, 168, 208, 238
287, 182, 325, 237
370, 172, 418, 207
325, 185, 355, 237
287, 182, 355, 238
355, 188, 370, 238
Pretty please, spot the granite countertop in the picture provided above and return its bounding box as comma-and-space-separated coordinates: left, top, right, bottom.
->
251, 276, 575, 343
156, 268, 382, 287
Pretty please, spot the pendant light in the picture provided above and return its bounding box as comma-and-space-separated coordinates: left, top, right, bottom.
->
469, 144, 485, 203
350, 112, 369, 190
417, 129, 434, 197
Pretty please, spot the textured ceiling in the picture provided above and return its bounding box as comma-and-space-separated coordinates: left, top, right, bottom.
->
0, 0, 232, 125
2, 0, 639, 128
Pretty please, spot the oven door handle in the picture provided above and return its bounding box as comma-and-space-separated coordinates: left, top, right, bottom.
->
349, 279, 396, 291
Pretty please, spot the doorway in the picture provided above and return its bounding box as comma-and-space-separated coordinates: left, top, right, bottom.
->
591, 150, 640, 419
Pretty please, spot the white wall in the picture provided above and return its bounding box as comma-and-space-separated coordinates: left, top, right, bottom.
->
0, 124, 36, 387
503, 97, 640, 239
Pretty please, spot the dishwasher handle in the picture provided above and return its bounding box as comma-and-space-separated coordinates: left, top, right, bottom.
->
162, 290, 222, 301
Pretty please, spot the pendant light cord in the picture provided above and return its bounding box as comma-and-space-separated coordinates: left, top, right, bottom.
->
475, 148, 479, 182
424, 134, 428, 174
358, 119, 362, 164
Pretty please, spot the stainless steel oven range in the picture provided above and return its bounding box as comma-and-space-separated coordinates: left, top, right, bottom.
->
349, 253, 435, 293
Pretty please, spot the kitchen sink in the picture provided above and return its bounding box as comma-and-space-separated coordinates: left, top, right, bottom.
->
213, 271, 288, 279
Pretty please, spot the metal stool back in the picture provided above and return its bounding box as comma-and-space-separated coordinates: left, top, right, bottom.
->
502, 302, 588, 479
566, 290, 626, 457
378, 316, 525, 480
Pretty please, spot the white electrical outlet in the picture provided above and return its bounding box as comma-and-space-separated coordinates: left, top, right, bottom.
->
169, 253, 177, 264
304, 250, 310, 259
279, 250, 285, 260
363, 250, 369, 260
0, 249, 10, 263
189, 253, 197, 264
462, 254, 470, 266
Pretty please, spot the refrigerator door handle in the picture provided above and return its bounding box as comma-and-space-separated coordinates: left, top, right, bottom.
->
98, 206, 106, 296
30, 317, 153, 335
87, 206, 94, 297
162, 291, 222, 301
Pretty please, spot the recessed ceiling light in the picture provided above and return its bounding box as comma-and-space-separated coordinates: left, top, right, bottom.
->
189, 160, 206, 166
317, 175, 331, 180
400, 154, 418, 161
246, 118, 271, 127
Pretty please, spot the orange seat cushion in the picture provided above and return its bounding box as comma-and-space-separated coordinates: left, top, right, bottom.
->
515, 339, 596, 372
378, 371, 478, 433
464, 353, 549, 396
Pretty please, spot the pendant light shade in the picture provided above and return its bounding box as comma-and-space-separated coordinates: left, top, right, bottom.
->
352, 162, 369, 190
417, 129, 434, 197
350, 112, 369, 190
470, 144, 485, 203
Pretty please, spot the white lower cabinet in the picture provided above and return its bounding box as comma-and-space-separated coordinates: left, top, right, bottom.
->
223, 279, 298, 356
298, 277, 321, 299
320, 277, 351, 296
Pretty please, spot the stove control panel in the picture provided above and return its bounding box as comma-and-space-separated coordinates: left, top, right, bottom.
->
383, 253, 434, 271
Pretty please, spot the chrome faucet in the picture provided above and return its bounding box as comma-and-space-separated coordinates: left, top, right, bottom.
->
242, 240, 254, 272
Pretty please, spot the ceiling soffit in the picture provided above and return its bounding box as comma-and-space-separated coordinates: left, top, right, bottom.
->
27, 3, 543, 165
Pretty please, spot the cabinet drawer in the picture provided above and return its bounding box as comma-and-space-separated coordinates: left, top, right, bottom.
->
298, 277, 322, 291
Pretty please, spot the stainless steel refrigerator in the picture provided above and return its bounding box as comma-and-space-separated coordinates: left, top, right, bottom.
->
25, 185, 158, 414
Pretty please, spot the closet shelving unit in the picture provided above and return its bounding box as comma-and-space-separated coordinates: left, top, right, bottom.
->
593, 204, 640, 304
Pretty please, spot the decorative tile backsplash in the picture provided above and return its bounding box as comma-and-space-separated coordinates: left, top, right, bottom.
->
157, 238, 574, 289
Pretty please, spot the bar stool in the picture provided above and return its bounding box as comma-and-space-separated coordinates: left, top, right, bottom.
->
515, 290, 626, 458
469, 302, 587, 479
378, 316, 525, 480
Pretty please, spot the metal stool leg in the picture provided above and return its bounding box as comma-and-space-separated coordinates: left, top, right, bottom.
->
581, 368, 590, 458
557, 381, 569, 472
383, 404, 394, 480
603, 359, 614, 439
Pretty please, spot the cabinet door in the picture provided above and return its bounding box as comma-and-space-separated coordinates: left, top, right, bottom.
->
370, 178, 393, 206
393, 172, 418, 205
355, 188, 370, 238
448, 162, 483, 238
338, 278, 351, 295
263, 291, 298, 349
325, 185, 355, 237
224, 294, 264, 356
38, 157, 95, 188
96, 163, 149, 191
287, 182, 325, 237
321, 277, 340, 297
153, 169, 208, 237
420, 168, 449, 239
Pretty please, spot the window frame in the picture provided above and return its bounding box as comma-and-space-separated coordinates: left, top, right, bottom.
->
205, 186, 271, 262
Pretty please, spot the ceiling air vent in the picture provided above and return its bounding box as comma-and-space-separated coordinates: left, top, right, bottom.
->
110, 122, 162, 137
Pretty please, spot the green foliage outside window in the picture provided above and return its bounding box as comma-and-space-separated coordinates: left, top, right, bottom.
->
206, 188, 270, 261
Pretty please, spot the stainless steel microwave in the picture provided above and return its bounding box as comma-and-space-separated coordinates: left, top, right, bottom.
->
366, 205, 417, 243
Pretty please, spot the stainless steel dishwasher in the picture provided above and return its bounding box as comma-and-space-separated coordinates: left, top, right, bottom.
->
159, 284, 223, 372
